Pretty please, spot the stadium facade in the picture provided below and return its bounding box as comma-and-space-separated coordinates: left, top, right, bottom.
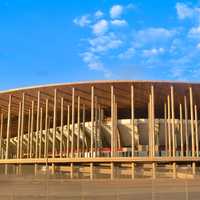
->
0, 80, 199, 179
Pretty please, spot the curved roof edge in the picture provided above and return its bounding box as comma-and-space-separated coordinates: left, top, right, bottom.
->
0, 79, 199, 94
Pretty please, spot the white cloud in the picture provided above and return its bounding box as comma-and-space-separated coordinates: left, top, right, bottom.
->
140, 28, 175, 38
81, 51, 95, 63
89, 33, 122, 53
188, 26, 200, 38
81, 51, 114, 78
95, 10, 103, 18
133, 28, 176, 47
175, 2, 200, 24
111, 19, 127, 26
73, 2, 200, 81
119, 47, 135, 59
142, 48, 165, 57
73, 15, 91, 27
175, 3, 194, 20
81, 52, 103, 70
88, 61, 103, 70
93, 19, 108, 35
80, 32, 122, 77
169, 38, 183, 54
110, 5, 123, 19
197, 43, 200, 49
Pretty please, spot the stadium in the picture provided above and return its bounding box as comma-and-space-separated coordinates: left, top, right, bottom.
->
0, 80, 199, 179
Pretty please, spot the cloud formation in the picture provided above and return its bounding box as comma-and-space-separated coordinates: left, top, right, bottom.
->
111, 19, 127, 26
175, 3, 195, 19
110, 5, 123, 19
81, 52, 103, 70
89, 33, 122, 53
73, 15, 91, 27
95, 10, 104, 18
134, 28, 176, 45
73, 4, 130, 78
188, 26, 200, 38
142, 48, 165, 57
118, 47, 135, 59
93, 19, 108, 35
73, 2, 200, 80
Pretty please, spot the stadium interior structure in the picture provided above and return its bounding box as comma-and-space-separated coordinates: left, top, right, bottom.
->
0, 80, 200, 179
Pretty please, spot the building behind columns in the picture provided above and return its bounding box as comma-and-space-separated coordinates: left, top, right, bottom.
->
0, 80, 199, 179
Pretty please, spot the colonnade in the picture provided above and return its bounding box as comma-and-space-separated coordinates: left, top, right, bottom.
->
0, 83, 199, 179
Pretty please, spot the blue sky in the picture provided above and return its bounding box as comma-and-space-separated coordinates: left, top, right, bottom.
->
0, 0, 200, 90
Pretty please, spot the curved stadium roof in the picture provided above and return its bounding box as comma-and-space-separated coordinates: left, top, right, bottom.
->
0, 80, 199, 137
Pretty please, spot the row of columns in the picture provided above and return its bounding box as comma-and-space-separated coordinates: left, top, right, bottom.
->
0, 85, 200, 162
163, 88, 199, 158
0, 87, 103, 160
